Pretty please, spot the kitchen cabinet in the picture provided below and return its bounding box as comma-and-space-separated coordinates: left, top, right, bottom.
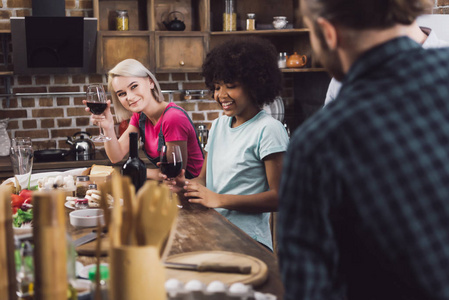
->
93, 0, 324, 74
155, 32, 208, 72
97, 31, 154, 74
93, 0, 209, 73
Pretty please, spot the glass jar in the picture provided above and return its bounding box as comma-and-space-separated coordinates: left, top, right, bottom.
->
223, 0, 236, 31
246, 13, 255, 31
76, 175, 90, 198
116, 10, 129, 31
278, 52, 287, 69
75, 198, 89, 210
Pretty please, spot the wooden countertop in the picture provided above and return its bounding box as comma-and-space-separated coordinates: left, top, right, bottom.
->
69, 202, 284, 298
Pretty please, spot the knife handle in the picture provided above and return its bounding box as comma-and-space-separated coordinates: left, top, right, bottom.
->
197, 262, 252, 274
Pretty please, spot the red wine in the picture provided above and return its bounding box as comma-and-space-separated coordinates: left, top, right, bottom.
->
160, 161, 182, 178
121, 132, 146, 191
86, 102, 107, 115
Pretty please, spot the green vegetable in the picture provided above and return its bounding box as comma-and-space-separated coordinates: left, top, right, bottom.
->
13, 209, 33, 228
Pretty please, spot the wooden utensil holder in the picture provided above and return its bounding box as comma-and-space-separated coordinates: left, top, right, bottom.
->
33, 190, 68, 300
0, 187, 16, 300
110, 245, 166, 300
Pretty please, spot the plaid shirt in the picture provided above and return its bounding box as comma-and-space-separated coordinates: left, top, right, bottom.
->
278, 37, 449, 300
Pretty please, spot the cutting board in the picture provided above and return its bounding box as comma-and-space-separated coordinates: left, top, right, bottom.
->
164, 251, 268, 287
75, 235, 110, 256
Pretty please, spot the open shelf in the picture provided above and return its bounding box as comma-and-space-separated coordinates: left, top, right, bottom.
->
210, 28, 310, 35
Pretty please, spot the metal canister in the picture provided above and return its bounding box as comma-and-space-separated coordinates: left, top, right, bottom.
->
116, 10, 129, 31
197, 124, 209, 149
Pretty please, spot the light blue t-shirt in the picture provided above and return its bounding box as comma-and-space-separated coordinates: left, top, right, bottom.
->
204, 110, 289, 249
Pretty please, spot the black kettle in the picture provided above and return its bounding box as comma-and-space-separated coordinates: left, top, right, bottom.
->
66, 131, 96, 161
163, 11, 186, 31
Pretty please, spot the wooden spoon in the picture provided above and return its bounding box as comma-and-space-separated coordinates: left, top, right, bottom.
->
136, 181, 178, 253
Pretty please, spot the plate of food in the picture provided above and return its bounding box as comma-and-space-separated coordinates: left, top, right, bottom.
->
65, 190, 114, 210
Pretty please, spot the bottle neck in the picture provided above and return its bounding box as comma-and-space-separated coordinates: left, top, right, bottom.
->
129, 133, 139, 158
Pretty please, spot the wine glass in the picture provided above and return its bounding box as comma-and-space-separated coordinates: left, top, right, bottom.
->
160, 145, 183, 208
160, 145, 183, 179
10, 137, 33, 190
86, 84, 111, 142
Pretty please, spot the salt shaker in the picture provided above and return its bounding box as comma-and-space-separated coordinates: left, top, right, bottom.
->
246, 13, 256, 31
278, 52, 287, 68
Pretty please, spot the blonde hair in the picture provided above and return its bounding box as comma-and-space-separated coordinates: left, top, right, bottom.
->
108, 59, 164, 122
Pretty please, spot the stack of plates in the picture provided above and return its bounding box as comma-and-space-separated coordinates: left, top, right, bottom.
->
263, 96, 285, 123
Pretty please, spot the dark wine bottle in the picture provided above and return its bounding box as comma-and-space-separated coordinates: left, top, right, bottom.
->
121, 132, 146, 191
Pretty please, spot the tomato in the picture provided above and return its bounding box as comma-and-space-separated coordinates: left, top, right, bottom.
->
19, 189, 33, 200
24, 197, 32, 205
11, 194, 25, 208
12, 206, 18, 214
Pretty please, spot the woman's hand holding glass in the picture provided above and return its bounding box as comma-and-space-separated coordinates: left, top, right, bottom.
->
84, 99, 114, 131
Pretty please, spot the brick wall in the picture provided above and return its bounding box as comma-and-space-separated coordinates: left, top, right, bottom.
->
0, 1, 440, 150
0, 0, 295, 150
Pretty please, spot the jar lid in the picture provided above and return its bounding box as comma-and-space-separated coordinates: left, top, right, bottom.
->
88, 265, 110, 281
88, 183, 97, 189
247, 13, 255, 19
76, 198, 88, 203
76, 176, 90, 182
116, 10, 128, 14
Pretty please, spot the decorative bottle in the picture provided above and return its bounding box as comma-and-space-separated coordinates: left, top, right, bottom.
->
121, 132, 146, 191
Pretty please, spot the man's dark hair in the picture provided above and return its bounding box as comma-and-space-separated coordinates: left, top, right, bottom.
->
302, 0, 433, 29
202, 36, 283, 108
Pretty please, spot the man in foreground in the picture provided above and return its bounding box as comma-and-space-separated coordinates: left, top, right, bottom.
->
278, 0, 449, 299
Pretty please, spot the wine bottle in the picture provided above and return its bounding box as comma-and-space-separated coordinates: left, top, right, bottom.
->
121, 132, 146, 191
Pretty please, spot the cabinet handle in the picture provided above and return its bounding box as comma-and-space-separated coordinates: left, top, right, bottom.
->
179, 60, 185, 66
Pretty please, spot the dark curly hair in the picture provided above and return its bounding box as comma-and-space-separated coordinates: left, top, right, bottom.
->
202, 36, 283, 108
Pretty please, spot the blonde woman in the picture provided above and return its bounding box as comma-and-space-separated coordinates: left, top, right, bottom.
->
84, 59, 203, 179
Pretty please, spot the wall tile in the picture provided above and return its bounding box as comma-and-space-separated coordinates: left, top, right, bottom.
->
32, 108, 64, 118
0, 109, 26, 119
57, 119, 73, 127
41, 119, 55, 128
14, 129, 48, 139
39, 98, 55, 107
22, 119, 36, 129
35, 76, 51, 85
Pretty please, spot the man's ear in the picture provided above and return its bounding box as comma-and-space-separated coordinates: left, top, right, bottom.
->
316, 17, 338, 50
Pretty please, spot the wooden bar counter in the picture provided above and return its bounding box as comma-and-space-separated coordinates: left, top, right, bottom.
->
69, 202, 284, 299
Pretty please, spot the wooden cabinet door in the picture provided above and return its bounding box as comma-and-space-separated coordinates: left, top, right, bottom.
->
155, 32, 208, 73
97, 31, 154, 73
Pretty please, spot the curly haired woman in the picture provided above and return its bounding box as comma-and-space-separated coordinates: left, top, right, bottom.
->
168, 37, 289, 250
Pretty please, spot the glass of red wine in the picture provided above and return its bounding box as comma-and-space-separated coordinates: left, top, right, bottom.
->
86, 84, 111, 142
160, 145, 183, 179
160, 145, 183, 207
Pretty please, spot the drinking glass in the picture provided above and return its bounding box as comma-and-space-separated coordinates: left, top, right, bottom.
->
10, 137, 33, 190
160, 145, 183, 208
86, 84, 111, 142
159, 145, 183, 179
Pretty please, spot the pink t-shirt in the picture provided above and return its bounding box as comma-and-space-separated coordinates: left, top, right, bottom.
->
129, 103, 203, 177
